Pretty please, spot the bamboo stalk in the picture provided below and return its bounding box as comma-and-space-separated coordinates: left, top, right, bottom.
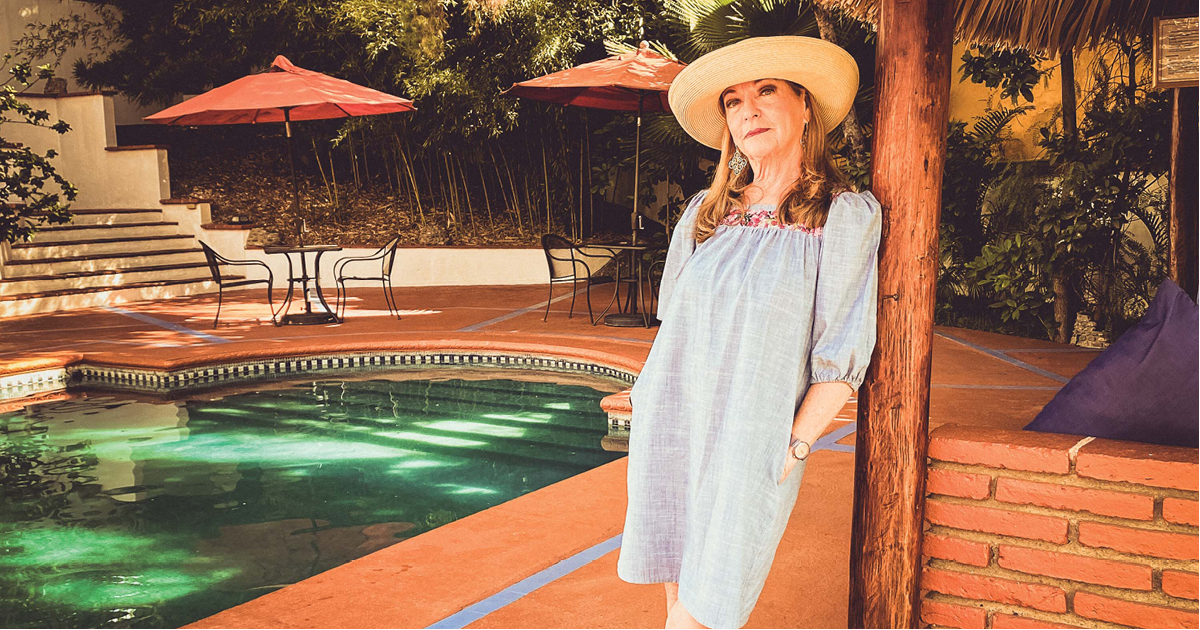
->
443, 152, 459, 230
487, 144, 513, 222
349, 133, 360, 192
328, 149, 340, 220
585, 110, 594, 238
394, 132, 424, 224
477, 158, 496, 233
312, 137, 333, 208
382, 138, 396, 195
578, 120, 585, 241
457, 156, 477, 235
499, 145, 525, 236
555, 114, 575, 241
361, 129, 371, 185
436, 150, 451, 231
541, 133, 551, 234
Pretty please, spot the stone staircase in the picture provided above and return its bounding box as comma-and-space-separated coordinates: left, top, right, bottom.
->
0, 207, 238, 317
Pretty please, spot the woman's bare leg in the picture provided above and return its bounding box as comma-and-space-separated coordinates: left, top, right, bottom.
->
664, 582, 679, 616
665, 596, 708, 629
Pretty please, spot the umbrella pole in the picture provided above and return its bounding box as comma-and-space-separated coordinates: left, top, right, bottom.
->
631, 91, 644, 246
284, 108, 303, 246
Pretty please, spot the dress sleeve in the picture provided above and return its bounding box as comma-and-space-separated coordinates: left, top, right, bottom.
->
809, 190, 883, 390
656, 191, 706, 322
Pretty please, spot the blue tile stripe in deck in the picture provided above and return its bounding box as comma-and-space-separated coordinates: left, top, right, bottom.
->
103, 306, 230, 344
933, 330, 1069, 384
424, 425, 859, 629
425, 534, 624, 629
458, 287, 594, 332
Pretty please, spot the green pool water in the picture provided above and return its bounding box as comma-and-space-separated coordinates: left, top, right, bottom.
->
0, 370, 626, 628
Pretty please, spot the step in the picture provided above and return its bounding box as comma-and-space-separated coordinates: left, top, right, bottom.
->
196, 407, 601, 470
233, 395, 605, 445
63, 208, 165, 226
23, 221, 182, 243
269, 384, 606, 426
0, 276, 235, 318
2, 249, 208, 277
0, 262, 215, 295
8, 235, 196, 260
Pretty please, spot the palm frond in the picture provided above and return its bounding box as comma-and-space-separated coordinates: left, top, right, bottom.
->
812, 0, 1188, 56
969, 105, 1033, 143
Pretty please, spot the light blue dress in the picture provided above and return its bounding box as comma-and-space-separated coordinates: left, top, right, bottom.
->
617, 189, 883, 629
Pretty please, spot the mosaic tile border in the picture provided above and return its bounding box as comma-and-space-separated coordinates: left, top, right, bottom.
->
0, 351, 638, 402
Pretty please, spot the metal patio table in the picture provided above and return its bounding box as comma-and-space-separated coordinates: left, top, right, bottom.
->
591, 241, 666, 328
264, 244, 342, 325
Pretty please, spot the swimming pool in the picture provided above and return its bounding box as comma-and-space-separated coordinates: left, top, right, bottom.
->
0, 368, 626, 628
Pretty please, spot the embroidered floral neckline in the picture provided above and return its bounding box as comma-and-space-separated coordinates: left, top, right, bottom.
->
720, 204, 823, 236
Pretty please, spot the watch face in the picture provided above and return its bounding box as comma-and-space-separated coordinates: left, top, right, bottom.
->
793, 442, 810, 459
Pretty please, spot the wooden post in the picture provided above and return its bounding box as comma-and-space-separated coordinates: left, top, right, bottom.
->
1169, 87, 1198, 301
848, 0, 954, 626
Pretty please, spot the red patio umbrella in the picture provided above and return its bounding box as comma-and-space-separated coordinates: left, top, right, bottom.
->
146, 55, 415, 243
504, 42, 685, 246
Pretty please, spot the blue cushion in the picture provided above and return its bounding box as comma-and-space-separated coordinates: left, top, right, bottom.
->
1025, 278, 1199, 447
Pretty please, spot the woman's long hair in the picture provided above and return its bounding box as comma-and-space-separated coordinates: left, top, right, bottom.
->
693, 81, 851, 245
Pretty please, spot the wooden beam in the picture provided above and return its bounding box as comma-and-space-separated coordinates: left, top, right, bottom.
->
1169, 87, 1198, 301
848, 0, 954, 626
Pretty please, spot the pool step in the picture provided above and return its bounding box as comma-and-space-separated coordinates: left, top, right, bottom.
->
312, 377, 613, 408
256, 386, 608, 428
195, 407, 611, 470
224, 397, 607, 450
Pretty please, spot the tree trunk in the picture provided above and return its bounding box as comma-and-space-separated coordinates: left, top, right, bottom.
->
1053, 47, 1080, 344
1169, 87, 1199, 301
848, 0, 954, 626
1061, 47, 1078, 141
1052, 268, 1076, 343
814, 4, 868, 170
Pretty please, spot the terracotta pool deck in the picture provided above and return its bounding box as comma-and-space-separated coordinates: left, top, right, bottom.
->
0, 283, 1103, 628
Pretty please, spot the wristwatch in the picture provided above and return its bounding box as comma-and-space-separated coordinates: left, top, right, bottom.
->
789, 436, 811, 461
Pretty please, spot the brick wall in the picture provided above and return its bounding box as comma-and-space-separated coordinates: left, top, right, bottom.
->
920, 425, 1199, 629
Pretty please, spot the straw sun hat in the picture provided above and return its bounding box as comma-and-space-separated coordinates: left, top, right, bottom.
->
668, 36, 860, 150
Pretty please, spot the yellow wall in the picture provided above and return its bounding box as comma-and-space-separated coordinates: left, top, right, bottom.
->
947, 41, 1120, 160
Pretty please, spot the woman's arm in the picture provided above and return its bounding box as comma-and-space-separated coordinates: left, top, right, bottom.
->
790, 381, 853, 445
777, 382, 852, 484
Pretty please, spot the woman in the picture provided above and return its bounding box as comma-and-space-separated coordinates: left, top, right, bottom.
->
616, 36, 882, 629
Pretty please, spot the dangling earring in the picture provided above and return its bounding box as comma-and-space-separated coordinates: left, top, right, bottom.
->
803, 121, 809, 140
728, 148, 747, 176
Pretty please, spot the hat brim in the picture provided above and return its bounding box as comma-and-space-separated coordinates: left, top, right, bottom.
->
668, 36, 860, 150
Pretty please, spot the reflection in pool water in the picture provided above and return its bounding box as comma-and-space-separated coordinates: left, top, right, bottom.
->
0, 371, 625, 628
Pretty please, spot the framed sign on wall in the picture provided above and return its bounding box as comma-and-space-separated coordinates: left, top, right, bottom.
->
1153, 16, 1199, 89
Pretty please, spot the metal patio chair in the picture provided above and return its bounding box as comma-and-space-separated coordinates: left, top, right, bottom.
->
540, 234, 618, 324
646, 257, 666, 322
333, 234, 403, 321
199, 241, 276, 328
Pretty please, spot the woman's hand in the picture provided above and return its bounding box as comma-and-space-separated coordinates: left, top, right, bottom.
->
778, 447, 801, 484
776, 381, 854, 484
